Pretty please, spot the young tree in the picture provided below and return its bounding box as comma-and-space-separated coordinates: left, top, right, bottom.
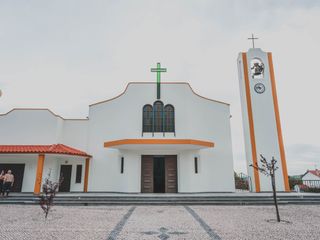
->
39, 172, 63, 219
250, 154, 281, 222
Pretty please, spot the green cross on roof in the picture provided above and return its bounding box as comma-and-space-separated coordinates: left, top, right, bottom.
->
151, 62, 167, 99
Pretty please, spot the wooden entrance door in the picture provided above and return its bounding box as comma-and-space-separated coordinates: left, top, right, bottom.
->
141, 155, 177, 193
141, 156, 153, 193
0, 164, 25, 192
59, 165, 72, 192
153, 157, 165, 193
165, 156, 177, 193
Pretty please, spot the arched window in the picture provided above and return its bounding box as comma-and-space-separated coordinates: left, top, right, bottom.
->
164, 104, 175, 132
153, 101, 164, 132
142, 105, 153, 132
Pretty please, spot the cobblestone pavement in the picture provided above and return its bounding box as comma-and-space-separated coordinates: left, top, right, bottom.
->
0, 205, 319, 240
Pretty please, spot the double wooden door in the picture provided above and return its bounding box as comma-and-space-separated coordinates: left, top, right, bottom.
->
141, 155, 177, 193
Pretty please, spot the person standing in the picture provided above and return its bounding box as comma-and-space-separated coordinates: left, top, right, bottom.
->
3, 170, 14, 197
0, 170, 5, 197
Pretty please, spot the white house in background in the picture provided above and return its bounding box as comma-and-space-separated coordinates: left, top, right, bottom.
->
302, 170, 320, 188
0, 81, 235, 194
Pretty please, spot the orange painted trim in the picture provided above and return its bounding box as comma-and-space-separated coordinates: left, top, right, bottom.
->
268, 53, 290, 192
104, 139, 214, 148
89, 82, 230, 107
242, 53, 261, 192
34, 154, 45, 195
0, 108, 88, 121
0, 152, 92, 157
83, 157, 90, 192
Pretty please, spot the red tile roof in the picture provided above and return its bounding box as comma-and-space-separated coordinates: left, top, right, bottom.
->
0, 144, 91, 157
308, 170, 320, 178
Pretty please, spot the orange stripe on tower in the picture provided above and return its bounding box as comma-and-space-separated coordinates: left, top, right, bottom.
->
83, 157, 90, 192
242, 53, 261, 192
268, 53, 290, 192
34, 154, 45, 194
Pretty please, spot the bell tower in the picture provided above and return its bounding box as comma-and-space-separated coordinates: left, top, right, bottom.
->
237, 37, 290, 192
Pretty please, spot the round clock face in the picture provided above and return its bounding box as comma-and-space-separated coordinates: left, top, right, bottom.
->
254, 83, 265, 94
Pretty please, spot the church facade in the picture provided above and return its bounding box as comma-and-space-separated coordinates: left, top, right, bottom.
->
0, 47, 290, 194
0, 82, 235, 193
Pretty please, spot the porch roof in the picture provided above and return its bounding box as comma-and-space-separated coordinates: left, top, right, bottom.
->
104, 139, 214, 150
0, 144, 91, 157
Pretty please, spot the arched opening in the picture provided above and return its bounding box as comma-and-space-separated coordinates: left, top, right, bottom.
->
142, 104, 153, 132
250, 58, 264, 79
153, 101, 164, 132
164, 104, 175, 132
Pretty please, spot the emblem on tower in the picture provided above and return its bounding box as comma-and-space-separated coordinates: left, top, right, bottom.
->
254, 83, 265, 94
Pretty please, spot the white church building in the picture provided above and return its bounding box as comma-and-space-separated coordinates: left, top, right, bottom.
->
0, 48, 289, 194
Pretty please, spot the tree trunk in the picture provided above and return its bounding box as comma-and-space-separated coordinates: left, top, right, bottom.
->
271, 174, 281, 222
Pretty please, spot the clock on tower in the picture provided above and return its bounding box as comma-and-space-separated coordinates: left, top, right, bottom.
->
237, 42, 290, 192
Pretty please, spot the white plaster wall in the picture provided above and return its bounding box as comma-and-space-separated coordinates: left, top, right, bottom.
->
0, 110, 60, 144
61, 120, 89, 150
238, 49, 286, 192
237, 54, 255, 192
178, 149, 234, 192
87, 83, 235, 192
55, 156, 86, 192
0, 109, 88, 150
42, 155, 59, 186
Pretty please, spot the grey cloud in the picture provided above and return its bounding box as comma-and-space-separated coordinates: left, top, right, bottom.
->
286, 144, 320, 175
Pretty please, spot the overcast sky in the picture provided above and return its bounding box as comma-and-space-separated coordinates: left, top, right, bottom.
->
0, 0, 319, 175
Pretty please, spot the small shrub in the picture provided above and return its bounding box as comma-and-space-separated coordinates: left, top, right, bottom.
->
39, 173, 63, 219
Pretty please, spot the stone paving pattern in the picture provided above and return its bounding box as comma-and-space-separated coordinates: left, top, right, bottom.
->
118, 206, 210, 240
0, 205, 319, 239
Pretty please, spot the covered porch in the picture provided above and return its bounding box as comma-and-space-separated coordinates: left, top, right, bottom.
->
0, 144, 91, 194
104, 139, 215, 193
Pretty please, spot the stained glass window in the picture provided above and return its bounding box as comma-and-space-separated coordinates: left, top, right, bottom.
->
164, 104, 174, 132
153, 101, 164, 132
143, 104, 153, 132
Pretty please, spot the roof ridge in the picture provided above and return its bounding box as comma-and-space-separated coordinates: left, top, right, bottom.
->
0, 144, 91, 157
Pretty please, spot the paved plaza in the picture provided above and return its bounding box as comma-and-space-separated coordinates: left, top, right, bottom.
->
0, 204, 319, 240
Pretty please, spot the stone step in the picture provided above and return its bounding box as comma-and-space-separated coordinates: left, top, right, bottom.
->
1, 199, 278, 203
1, 200, 320, 206
5, 194, 320, 198
2, 194, 320, 206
